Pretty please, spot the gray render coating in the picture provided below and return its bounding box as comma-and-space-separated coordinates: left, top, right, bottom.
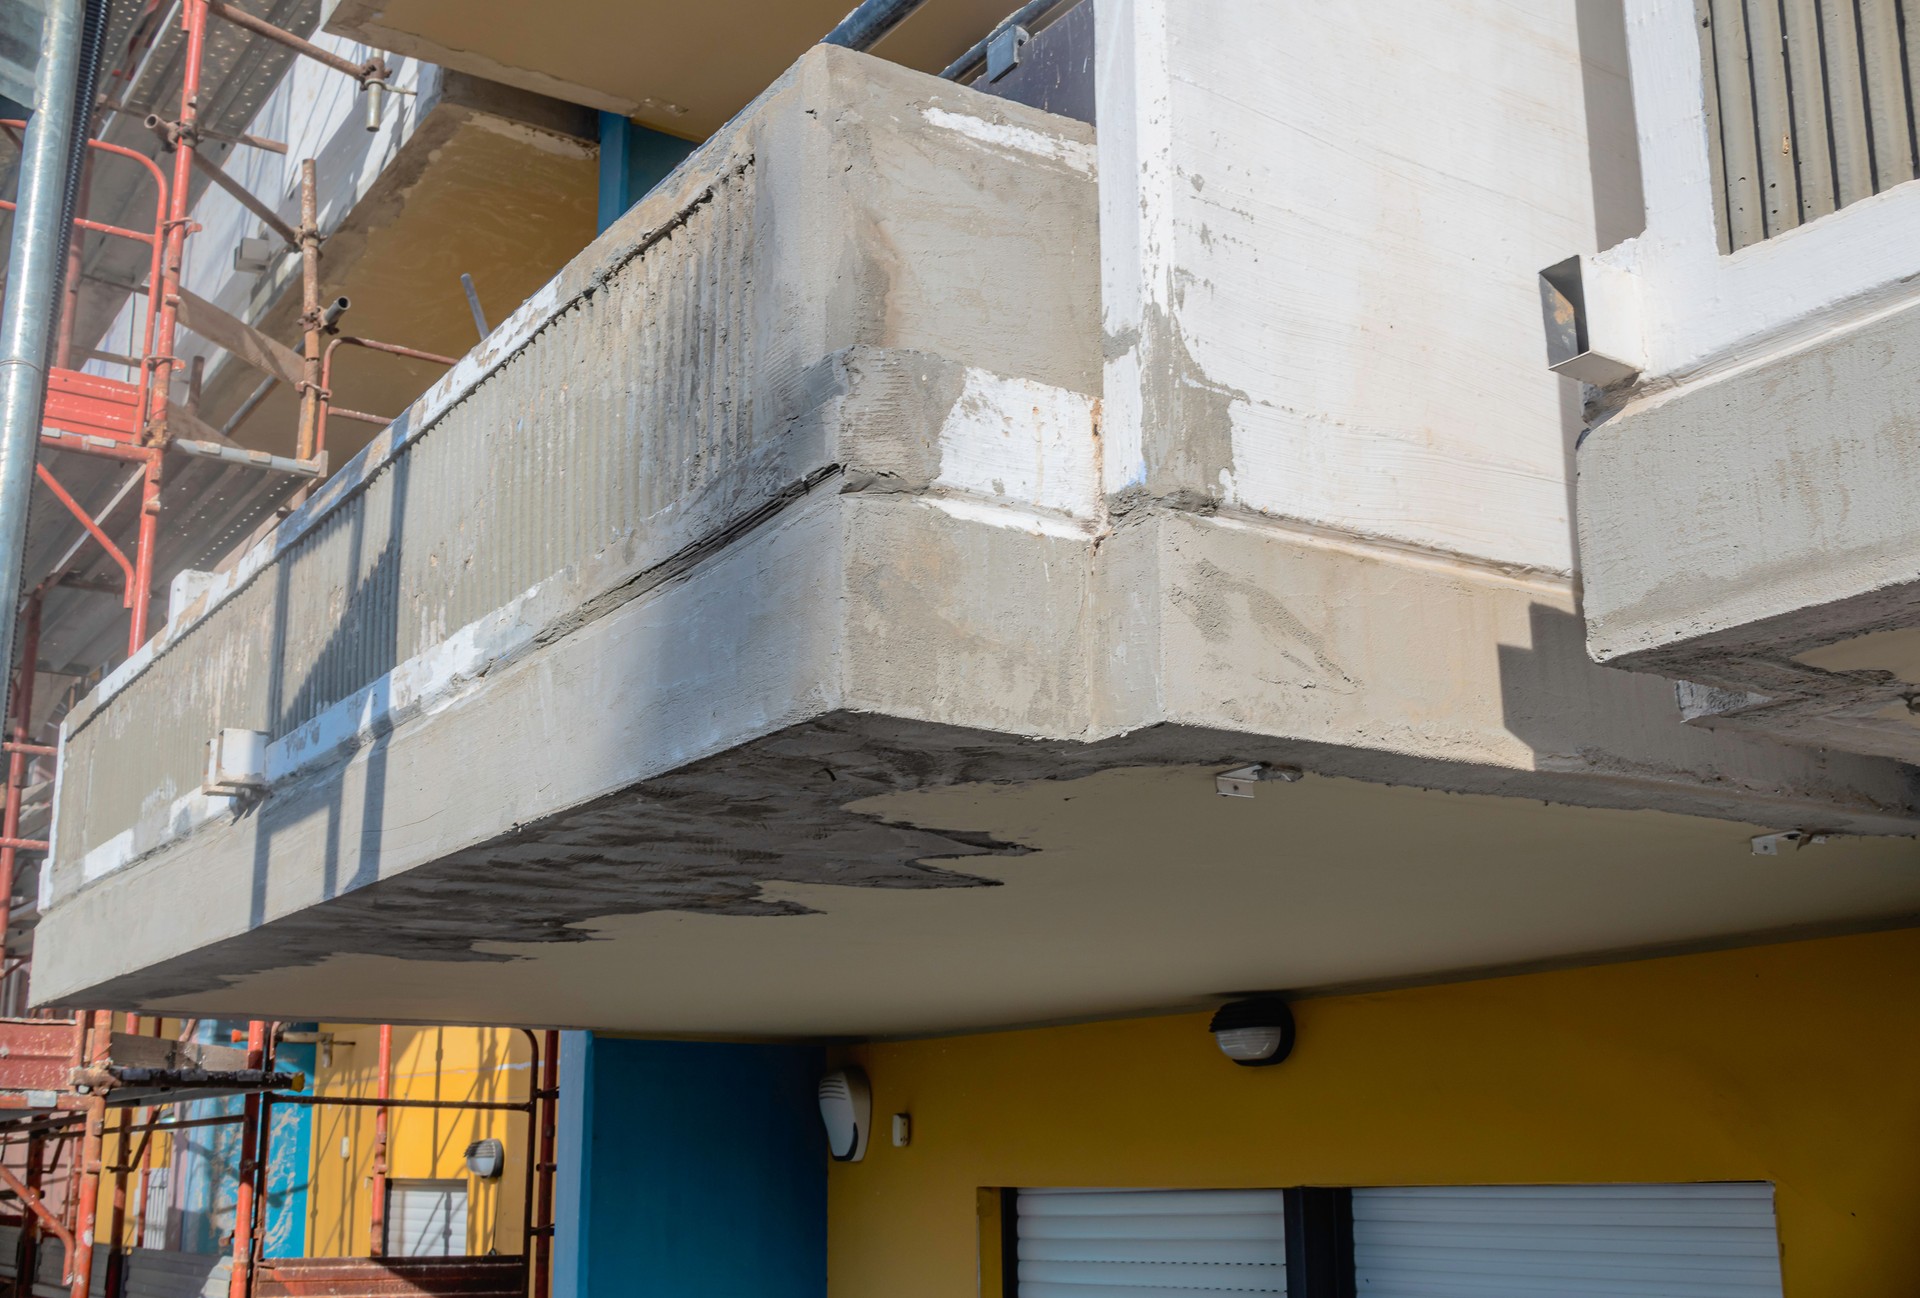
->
34, 47, 1920, 1013
1579, 297, 1920, 761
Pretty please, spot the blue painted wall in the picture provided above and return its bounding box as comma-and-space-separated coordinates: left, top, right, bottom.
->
170, 1020, 313, 1256
262, 1027, 316, 1258
597, 113, 696, 232
554, 1036, 827, 1298
175, 1022, 245, 1255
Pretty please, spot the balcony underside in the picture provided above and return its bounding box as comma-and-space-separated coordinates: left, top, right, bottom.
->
37, 481, 1920, 1034
38, 713, 1920, 1035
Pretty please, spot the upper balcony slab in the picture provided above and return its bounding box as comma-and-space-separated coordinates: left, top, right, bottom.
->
32, 46, 1920, 1034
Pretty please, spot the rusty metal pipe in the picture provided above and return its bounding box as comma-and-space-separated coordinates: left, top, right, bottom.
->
129, 453, 160, 649
368, 1023, 391, 1256
140, 115, 303, 251
272, 1092, 533, 1114
0, 1161, 74, 1254
296, 160, 322, 465
316, 335, 458, 455
102, 1015, 138, 1298
226, 1021, 265, 1298
204, 0, 385, 83
68, 1014, 113, 1298
34, 463, 135, 602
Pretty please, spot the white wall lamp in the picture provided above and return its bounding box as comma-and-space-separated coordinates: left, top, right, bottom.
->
463, 1138, 506, 1179
818, 1066, 872, 1162
1209, 997, 1296, 1068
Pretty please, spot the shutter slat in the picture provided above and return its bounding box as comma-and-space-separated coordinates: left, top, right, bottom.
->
1021, 1215, 1294, 1241
1352, 1183, 1783, 1298
1016, 1189, 1286, 1295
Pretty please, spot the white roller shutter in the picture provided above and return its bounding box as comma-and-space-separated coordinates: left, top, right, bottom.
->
1352, 1182, 1784, 1297
1016, 1188, 1287, 1297
140, 1167, 171, 1249
387, 1179, 470, 1258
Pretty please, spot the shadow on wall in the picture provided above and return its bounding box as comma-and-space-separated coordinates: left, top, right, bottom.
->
1560, 0, 1647, 578
238, 430, 415, 944
1576, 0, 1646, 250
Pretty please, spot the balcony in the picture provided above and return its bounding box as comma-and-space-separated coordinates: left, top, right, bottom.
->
34, 43, 1920, 1037
1560, 0, 1920, 764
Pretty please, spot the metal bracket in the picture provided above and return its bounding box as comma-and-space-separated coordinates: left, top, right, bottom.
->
1216, 763, 1304, 798
1750, 829, 1836, 856
986, 23, 1031, 81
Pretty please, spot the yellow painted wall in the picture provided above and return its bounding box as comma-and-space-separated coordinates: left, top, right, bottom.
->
305, 1025, 534, 1258
828, 928, 1920, 1298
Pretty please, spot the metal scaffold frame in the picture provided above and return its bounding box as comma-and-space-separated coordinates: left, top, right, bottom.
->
0, 4, 552, 1297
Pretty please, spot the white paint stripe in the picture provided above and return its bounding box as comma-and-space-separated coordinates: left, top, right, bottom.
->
918, 493, 1097, 540
922, 107, 1097, 175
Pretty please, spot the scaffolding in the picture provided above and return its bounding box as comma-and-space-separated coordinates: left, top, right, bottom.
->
0, 1016, 560, 1298
0, 3, 555, 1297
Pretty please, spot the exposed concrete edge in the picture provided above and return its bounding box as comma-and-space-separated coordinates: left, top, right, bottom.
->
420, 67, 598, 147
36, 486, 1920, 1006
65, 122, 767, 737
78, 478, 1920, 892
1582, 293, 1920, 665
1592, 573, 1920, 675
63, 343, 1108, 885
42, 703, 1920, 1012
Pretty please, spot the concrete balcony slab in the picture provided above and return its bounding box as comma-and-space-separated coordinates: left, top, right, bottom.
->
33, 48, 1920, 1033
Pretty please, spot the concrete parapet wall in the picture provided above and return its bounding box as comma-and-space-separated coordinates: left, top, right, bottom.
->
49, 46, 1100, 888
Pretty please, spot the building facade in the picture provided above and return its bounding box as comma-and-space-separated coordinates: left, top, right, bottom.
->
18, 0, 1920, 1295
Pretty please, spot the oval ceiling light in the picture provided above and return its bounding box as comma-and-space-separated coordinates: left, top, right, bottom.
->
1209, 997, 1296, 1067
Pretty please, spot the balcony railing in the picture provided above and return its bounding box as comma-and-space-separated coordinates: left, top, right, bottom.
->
1698, 0, 1920, 251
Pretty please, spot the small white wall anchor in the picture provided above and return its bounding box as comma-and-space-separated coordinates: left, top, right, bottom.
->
1751, 829, 1835, 856
1216, 763, 1304, 798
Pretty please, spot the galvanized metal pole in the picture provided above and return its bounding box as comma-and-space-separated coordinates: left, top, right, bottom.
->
0, 0, 86, 716
821, 0, 933, 50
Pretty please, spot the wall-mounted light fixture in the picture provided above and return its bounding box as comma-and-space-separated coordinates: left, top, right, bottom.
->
1209, 997, 1295, 1068
464, 1138, 506, 1179
819, 1067, 872, 1162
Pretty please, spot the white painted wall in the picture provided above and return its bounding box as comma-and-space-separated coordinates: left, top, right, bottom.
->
87, 33, 429, 399
1098, 0, 1606, 573
1597, 0, 1920, 385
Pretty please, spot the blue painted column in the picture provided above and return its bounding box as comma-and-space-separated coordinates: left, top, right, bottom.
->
262, 1027, 316, 1258
552, 1036, 827, 1298
552, 1032, 595, 1298
597, 112, 696, 232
